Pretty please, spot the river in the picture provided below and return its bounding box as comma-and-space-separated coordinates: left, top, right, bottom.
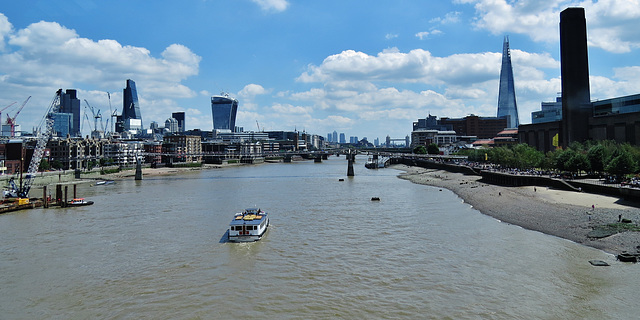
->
1, 155, 639, 319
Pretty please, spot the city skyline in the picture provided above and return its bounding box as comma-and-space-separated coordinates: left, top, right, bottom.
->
1, 1, 639, 140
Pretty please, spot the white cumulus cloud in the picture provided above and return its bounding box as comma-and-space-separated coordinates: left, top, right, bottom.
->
0, 16, 201, 134
457, 0, 640, 53
251, 0, 289, 12
415, 31, 430, 40
238, 84, 269, 98
0, 13, 13, 51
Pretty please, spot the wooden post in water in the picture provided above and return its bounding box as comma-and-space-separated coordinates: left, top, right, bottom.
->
135, 158, 143, 180
56, 184, 63, 206
43, 186, 48, 208
64, 186, 68, 208
73, 184, 77, 199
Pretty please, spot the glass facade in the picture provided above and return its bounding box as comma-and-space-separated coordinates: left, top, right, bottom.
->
532, 97, 562, 124
211, 95, 238, 132
51, 112, 73, 137
497, 36, 519, 128
121, 79, 142, 132
172, 112, 185, 132
593, 94, 640, 117
59, 89, 81, 137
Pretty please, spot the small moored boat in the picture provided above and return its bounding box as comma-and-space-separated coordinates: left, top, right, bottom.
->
68, 198, 94, 206
95, 180, 115, 186
228, 208, 269, 242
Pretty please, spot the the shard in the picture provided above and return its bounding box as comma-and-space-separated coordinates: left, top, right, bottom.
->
497, 36, 519, 128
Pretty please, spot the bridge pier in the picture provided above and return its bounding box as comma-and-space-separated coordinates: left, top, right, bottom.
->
347, 151, 355, 176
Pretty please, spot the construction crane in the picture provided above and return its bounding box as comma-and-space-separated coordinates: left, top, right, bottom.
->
6, 96, 31, 137
0, 102, 17, 130
256, 120, 260, 132
107, 92, 116, 133
84, 99, 103, 138
12, 91, 60, 198
82, 113, 93, 133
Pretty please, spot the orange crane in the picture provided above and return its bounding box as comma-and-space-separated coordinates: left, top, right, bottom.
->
6, 96, 30, 137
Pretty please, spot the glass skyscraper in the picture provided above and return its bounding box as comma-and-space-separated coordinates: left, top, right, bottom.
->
172, 111, 185, 133
116, 79, 143, 133
51, 112, 73, 137
59, 89, 81, 137
497, 36, 519, 128
211, 94, 238, 132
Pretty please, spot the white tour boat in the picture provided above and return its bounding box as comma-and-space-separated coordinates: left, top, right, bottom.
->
228, 208, 269, 242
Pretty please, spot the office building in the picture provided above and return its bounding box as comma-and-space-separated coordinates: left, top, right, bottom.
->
413, 114, 454, 131
497, 36, 519, 128
116, 79, 143, 133
165, 118, 179, 133
51, 113, 73, 137
172, 112, 185, 132
211, 94, 238, 132
59, 89, 81, 137
339, 133, 346, 144
411, 130, 457, 147
532, 97, 562, 124
440, 115, 507, 139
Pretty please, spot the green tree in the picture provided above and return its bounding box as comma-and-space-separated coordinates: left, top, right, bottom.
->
554, 149, 575, 171
427, 143, 440, 155
413, 145, 427, 154
511, 144, 544, 169
51, 160, 64, 170
39, 159, 51, 171
565, 151, 590, 174
605, 150, 638, 175
488, 146, 515, 167
87, 160, 98, 170
587, 144, 608, 173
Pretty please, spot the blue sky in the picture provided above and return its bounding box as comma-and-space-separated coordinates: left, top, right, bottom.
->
1, 0, 639, 142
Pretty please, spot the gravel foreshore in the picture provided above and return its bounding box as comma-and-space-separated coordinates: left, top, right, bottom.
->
393, 164, 640, 255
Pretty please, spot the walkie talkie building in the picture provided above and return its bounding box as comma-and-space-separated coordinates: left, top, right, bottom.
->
211, 94, 238, 132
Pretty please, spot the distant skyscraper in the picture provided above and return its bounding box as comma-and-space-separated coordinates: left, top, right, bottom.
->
332, 131, 338, 143
165, 118, 178, 133
497, 36, 519, 129
51, 112, 73, 137
172, 112, 185, 132
117, 79, 143, 133
59, 89, 81, 137
327, 133, 332, 142
211, 94, 238, 132
339, 133, 346, 144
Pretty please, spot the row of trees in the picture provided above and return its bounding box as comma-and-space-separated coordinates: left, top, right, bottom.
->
456, 140, 640, 176
39, 158, 118, 171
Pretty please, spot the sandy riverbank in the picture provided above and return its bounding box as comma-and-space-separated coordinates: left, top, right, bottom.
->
98, 163, 248, 179
392, 164, 640, 255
